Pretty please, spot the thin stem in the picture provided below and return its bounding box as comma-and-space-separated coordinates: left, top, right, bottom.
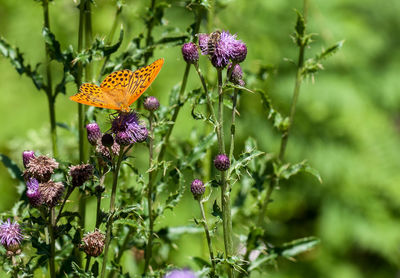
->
193, 63, 219, 139
85, 256, 92, 272
257, 0, 309, 226
144, 112, 155, 273
217, 69, 234, 278
55, 186, 75, 224
48, 207, 56, 278
95, 170, 107, 229
108, 226, 134, 278
42, 0, 57, 157
229, 89, 239, 161
144, 0, 157, 64
100, 149, 125, 278
198, 200, 216, 275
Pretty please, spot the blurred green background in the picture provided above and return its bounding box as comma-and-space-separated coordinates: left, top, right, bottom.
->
1, 0, 400, 277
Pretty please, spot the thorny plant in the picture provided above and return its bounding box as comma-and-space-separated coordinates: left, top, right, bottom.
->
0, 0, 342, 277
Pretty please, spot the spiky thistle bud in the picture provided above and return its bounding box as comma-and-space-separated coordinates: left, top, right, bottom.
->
214, 154, 230, 171
143, 96, 160, 111
86, 123, 102, 145
182, 42, 199, 64
190, 179, 205, 200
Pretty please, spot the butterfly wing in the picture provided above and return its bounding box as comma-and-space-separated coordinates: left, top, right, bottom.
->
127, 58, 164, 106
70, 83, 121, 110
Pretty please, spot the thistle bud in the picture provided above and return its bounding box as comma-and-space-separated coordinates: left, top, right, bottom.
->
228, 63, 245, 86
190, 179, 205, 200
214, 154, 230, 171
86, 123, 102, 145
182, 42, 199, 64
143, 96, 160, 111
69, 164, 94, 188
231, 41, 247, 63
101, 133, 114, 147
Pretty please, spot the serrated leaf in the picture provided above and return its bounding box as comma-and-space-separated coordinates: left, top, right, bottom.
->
275, 160, 322, 183
42, 27, 63, 61
256, 89, 289, 132
295, 10, 305, 38
229, 148, 264, 179
212, 200, 222, 219
0, 154, 23, 182
248, 254, 278, 271
315, 40, 344, 62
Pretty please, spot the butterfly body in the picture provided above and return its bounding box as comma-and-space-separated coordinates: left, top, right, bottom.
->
70, 59, 164, 112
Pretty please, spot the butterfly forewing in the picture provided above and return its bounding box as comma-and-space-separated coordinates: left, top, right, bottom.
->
70, 83, 120, 110
127, 58, 164, 106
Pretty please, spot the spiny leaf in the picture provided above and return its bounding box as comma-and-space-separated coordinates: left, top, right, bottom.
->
256, 89, 289, 132
229, 148, 264, 179
0, 37, 44, 90
278, 236, 320, 258
315, 40, 344, 62
275, 160, 322, 183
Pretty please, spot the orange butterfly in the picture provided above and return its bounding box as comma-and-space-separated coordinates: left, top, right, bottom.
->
70, 58, 164, 112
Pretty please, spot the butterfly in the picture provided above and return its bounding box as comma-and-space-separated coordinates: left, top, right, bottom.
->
70, 58, 164, 112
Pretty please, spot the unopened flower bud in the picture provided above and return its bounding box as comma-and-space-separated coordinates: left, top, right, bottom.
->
101, 134, 114, 147
143, 96, 160, 111
231, 41, 247, 63
214, 154, 230, 171
228, 63, 245, 86
86, 123, 102, 145
190, 179, 205, 200
182, 42, 199, 64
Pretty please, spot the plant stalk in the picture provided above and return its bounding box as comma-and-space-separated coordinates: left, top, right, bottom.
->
229, 89, 239, 161
100, 149, 124, 278
42, 0, 58, 157
144, 111, 155, 273
48, 207, 56, 278
198, 200, 216, 275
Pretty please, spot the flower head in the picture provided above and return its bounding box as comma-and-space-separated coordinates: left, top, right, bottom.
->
190, 179, 205, 200
214, 154, 230, 171
231, 41, 247, 63
39, 181, 64, 207
25, 155, 59, 183
144, 96, 160, 111
182, 42, 199, 64
228, 63, 245, 86
69, 164, 94, 188
80, 229, 105, 257
164, 269, 197, 278
26, 178, 42, 207
22, 151, 35, 168
111, 112, 148, 144
86, 123, 102, 145
0, 219, 23, 256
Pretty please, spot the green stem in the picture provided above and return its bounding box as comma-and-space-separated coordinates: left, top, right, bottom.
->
144, 112, 155, 273
217, 70, 234, 278
85, 256, 92, 272
198, 200, 216, 276
55, 186, 75, 224
42, 0, 57, 158
257, 0, 308, 227
48, 207, 56, 278
100, 149, 124, 278
229, 89, 239, 161
144, 0, 157, 64
108, 226, 133, 278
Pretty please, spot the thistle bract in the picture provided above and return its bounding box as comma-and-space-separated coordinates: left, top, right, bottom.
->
190, 179, 205, 199
22, 150, 35, 168
86, 123, 102, 145
144, 96, 160, 111
182, 42, 199, 64
214, 154, 230, 171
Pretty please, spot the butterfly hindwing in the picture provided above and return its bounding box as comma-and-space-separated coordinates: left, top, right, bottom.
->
127, 58, 164, 106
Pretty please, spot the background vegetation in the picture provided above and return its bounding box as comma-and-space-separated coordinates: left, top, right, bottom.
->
1, 0, 400, 277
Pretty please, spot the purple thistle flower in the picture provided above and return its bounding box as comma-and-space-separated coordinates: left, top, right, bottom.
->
164, 269, 197, 278
182, 42, 199, 64
24, 155, 59, 183
228, 63, 245, 86
143, 96, 160, 111
190, 179, 205, 200
214, 154, 230, 171
22, 150, 35, 168
80, 229, 105, 257
198, 33, 209, 55
0, 219, 23, 255
212, 31, 238, 68
111, 112, 148, 144
26, 178, 43, 207
69, 164, 94, 188
39, 180, 65, 208
86, 123, 102, 146
115, 131, 132, 146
